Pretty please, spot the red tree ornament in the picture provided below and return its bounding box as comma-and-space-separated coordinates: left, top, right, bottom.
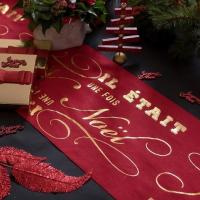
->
0, 147, 91, 199
98, 0, 143, 64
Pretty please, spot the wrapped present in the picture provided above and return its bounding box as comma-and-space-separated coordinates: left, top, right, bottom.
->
6, 46, 50, 79
0, 53, 37, 105
0, 39, 25, 48
0, 39, 50, 79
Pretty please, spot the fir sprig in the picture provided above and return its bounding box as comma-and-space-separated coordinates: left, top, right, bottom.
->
129, 0, 200, 59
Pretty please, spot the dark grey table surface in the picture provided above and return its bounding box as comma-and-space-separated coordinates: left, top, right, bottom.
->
0, 1, 200, 199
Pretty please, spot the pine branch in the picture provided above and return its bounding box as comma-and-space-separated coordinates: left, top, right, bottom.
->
129, 0, 200, 59
150, 5, 200, 29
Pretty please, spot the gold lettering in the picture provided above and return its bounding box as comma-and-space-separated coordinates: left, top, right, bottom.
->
89, 120, 107, 129
38, 93, 54, 106
98, 73, 111, 83
123, 90, 140, 103
160, 116, 174, 127
29, 105, 43, 116
95, 88, 103, 93
87, 83, 94, 87
87, 83, 103, 93
145, 107, 161, 121
91, 85, 101, 92
33, 90, 41, 95
46, 100, 54, 106
39, 93, 47, 100
0, 4, 9, 14
102, 92, 109, 97
6, 11, 17, 18
42, 96, 51, 103
105, 78, 118, 90
37, 109, 138, 177
83, 109, 109, 120
112, 100, 120, 106
106, 95, 114, 101
100, 129, 119, 138
13, 14, 23, 22
171, 122, 187, 135
136, 98, 151, 110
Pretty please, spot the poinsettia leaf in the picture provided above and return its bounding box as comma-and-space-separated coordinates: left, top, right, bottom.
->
0, 166, 11, 200
0, 147, 46, 166
12, 161, 91, 193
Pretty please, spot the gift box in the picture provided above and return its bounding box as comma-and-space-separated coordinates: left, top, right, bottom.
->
6, 46, 50, 79
0, 39, 50, 79
0, 39, 25, 48
0, 53, 37, 105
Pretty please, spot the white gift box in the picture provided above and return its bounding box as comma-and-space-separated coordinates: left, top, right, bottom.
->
0, 53, 37, 105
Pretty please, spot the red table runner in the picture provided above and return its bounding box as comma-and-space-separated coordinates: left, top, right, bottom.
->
2, 1, 200, 199
18, 46, 200, 200
0, 0, 32, 40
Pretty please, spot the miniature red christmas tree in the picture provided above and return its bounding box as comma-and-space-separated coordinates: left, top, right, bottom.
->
98, 0, 143, 64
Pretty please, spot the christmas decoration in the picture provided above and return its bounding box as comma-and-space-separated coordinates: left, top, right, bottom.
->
1, 57, 27, 68
0, 147, 91, 199
180, 91, 200, 105
0, 166, 10, 200
0, 53, 36, 105
15, 0, 107, 33
14, 0, 107, 50
138, 71, 162, 80
6, 46, 50, 79
129, 0, 200, 59
98, 0, 142, 64
0, 147, 46, 166
0, 125, 24, 137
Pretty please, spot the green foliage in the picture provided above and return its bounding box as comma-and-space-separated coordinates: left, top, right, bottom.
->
129, 0, 200, 60
16, 0, 107, 33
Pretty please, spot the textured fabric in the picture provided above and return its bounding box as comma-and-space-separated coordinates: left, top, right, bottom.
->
18, 46, 200, 200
